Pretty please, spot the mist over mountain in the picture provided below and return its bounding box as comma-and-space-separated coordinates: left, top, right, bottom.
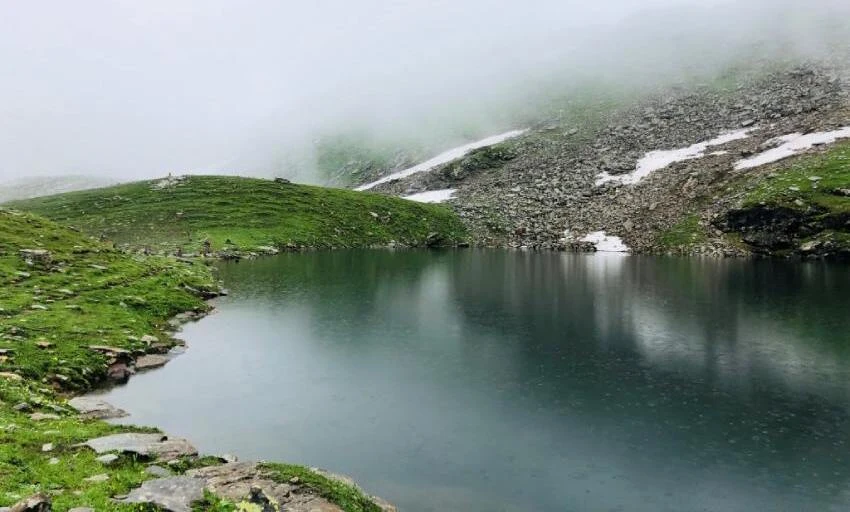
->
1, 0, 848, 184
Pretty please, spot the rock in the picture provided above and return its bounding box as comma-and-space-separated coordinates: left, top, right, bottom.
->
800, 240, 821, 253
67, 397, 127, 419
145, 465, 171, 477
87, 345, 132, 356
0, 372, 23, 381
288, 476, 300, 485
35, 341, 53, 349
247, 486, 277, 512
218, 454, 239, 463
30, 305, 48, 311
82, 432, 197, 461
12, 402, 31, 412
274, 177, 291, 184
741, 119, 756, 127
41, 443, 54, 452
834, 188, 850, 197
83, 474, 109, 483
95, 454, 120, 465
134, 354, 169, 371
140, 334, 159, 344
119, 476, 205, 512
68, 508, 94, 512
107, 362, 133, 383
48, 458, 59, 465
89, 264, 108, 271
7, 492, 51, 512
19, 249, 52, 265
14, 271, 31, 278
30, 413, 61, 421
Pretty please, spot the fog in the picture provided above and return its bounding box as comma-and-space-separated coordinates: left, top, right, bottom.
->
0, 0, 848, 185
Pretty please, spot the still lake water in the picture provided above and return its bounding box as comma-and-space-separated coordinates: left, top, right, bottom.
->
94, 250, 850, 511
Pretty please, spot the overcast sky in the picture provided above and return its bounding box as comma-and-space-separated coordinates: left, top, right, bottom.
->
1, 0, 848, 183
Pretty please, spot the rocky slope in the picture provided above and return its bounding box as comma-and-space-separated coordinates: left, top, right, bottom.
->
365, 64, 850, 259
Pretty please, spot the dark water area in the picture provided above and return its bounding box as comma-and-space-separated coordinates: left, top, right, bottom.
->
93, 251, 850, 511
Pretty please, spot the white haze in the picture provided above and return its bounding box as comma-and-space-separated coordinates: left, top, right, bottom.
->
0, 0, 848, 185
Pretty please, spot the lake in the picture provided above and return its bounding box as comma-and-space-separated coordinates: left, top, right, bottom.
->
92, 250, 850, 511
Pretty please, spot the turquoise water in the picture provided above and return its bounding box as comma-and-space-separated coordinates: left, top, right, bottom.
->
95, 251, 850, 511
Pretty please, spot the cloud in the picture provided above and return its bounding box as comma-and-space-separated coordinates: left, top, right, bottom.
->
0, 0, 847, 183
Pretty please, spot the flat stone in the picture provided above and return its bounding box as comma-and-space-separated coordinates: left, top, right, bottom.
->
67, 397, 127, 419
68, 508, 95, 512
119, 476, 205, 512
135, 354, 168, 371
82, 433, 196, 461
87, 345, 131, 355
30, 413, 61, 421
12, 402, 31, 412
147, 437, 198, 461
140, 334, 159, 344
83, 473, 109, 483
0, 372, 23, 381
96, 454, 120, 465
82, 432, 166, 455
145, 465, 171, 477
41, 443, 54, 452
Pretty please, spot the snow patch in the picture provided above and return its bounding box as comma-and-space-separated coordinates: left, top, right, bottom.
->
596, 128, 753, 186
734, 127, 850, 170
580, 231, 630, 252
355, 130, 527, 191
403, 189, 457, 203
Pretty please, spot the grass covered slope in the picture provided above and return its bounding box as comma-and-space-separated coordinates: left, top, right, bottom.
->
0, 208, 217, 508
0, 209, 391, 511
7, 175, 467, 253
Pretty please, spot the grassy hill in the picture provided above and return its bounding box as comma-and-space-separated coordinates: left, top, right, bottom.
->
5, 175, 467, 254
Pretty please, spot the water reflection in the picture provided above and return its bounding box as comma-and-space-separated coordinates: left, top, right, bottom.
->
95, 250, 850, 512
